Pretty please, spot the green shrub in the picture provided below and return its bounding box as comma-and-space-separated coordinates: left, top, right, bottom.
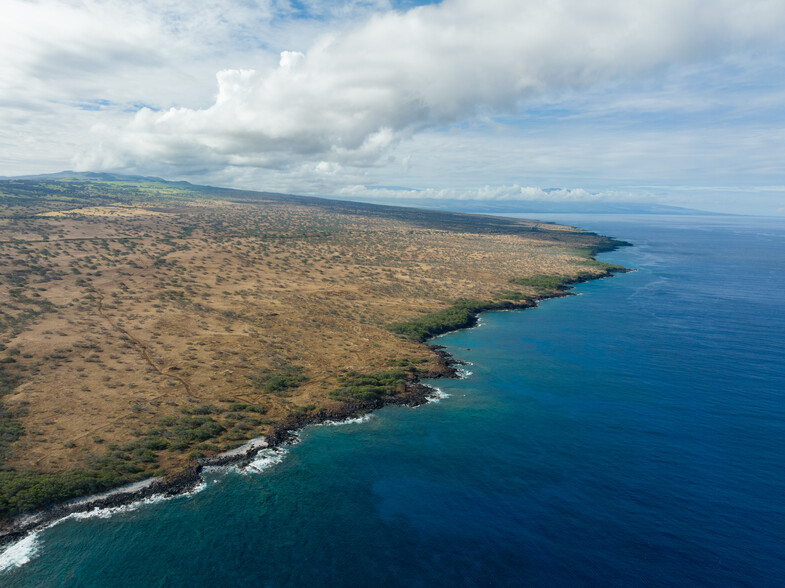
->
171, 416, 225, 442
494, 290, 526, 301
387, 299, 513, 343
142, 437, 169, 451
228, 402, 267, 414
509, 275, 569, 292
329, 369, 408, 401
575, 258, 625, 272
250, 364, 307, 394
385, 357, 428, 369
181, 404, 218, 415
0, 456, 151, 518
132, 449, 157, 463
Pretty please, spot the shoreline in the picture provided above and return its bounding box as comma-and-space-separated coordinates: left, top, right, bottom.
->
0, 345, 461, 550
0, 264, 630, 552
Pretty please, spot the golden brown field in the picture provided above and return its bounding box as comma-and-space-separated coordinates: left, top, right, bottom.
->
0, 176, 625, 516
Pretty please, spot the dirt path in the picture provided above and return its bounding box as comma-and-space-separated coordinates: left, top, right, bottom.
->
93, 289, 193, 397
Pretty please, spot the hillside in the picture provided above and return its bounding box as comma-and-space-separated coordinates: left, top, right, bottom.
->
0, 174, 627, 517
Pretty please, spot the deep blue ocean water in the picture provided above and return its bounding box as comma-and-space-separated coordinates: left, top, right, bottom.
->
2, 214, 784, 587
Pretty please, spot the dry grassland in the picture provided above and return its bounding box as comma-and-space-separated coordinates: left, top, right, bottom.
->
0, 178, 622, 511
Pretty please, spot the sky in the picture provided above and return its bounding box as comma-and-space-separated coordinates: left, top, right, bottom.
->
2, 0, 785, 214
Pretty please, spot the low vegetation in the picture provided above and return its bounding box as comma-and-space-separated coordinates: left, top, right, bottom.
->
387, 298, 520, 342
249, 364, 307, 395
0, 174, 627, 518
329, 369, 409, 401
0, 453, 152, 518
575, 258, 626, 272
509, 274, 572, 292
493, 290, 527, 301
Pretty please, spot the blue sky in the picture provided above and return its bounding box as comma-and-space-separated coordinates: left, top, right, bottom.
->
2, 0, 785, 214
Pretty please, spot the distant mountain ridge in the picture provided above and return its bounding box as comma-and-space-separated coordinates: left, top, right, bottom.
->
0, 170, 178, 184
327, 196, 724, 215
0, 171, 722, 215
0, 171, 631, 246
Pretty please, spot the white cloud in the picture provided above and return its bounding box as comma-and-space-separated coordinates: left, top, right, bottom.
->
334, 184, 639, 202
80, 0, 785, 176
2, 0, 785, 213
0, 0, 383, 174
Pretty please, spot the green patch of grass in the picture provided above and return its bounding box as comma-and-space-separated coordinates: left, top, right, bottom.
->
180, 404, 218, 415
385, 357, 428, 369
250, 364, 307, 395
509, 275, 570, 292
227, 403, 267, 414
169, 416, 225, 443
386, 298, 515, 343
494, 290, 526, 301
287, 404, 317, 417
0, 443, 161, 518
574, 258, 626, 272
329, 369, 409, 402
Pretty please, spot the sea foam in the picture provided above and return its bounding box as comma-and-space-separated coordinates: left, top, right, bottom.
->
0, 532, 40, 573
0, 480, 208, 573
240, 448, 289, 475
69, 481, 207, 521
427, 387, 451, 403
320, 413, 374, 427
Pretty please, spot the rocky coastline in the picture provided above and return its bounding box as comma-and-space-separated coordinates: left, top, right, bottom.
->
0, 267, 629, 551
0, 343, 465, 549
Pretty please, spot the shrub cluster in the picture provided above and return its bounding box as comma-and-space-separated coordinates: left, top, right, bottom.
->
250, 364, 307, 394
0, 451, 150, 518
329, 369, 409, 401
494, 290, 526, 301
226, 403, 267, 414
152, 415, 225, 444
575, 258, 626, 272
385, 357, 428, 368
509, 275, 570, 292
386, 299, 512, 343
0, 412, 233, 517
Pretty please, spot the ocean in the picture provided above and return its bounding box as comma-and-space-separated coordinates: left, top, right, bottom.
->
2, 214, 784, 586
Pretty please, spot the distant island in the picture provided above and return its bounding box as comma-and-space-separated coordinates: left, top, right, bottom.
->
328, 196, 724, 216
0, 173, 628, 533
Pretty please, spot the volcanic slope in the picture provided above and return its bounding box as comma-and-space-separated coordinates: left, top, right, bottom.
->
0, 174, 627, 516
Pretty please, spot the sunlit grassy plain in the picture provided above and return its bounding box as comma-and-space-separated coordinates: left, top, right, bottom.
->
0, 175, 624, 516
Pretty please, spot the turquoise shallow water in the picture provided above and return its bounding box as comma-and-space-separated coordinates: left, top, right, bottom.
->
2, 214, 785, 587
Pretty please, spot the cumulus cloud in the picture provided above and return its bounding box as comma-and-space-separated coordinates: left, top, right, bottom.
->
334, 184, 641, 202
1, 1, 160, 107
0, 0, 385, 174
83, 0, 785, 174
3, 0, 785, 212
